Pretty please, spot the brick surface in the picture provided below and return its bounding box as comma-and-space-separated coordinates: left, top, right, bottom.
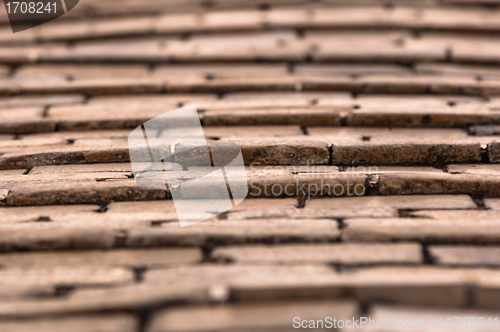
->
379, 171, 500, 196
6, 0, 500, 325
0, 225, 122, 251
297, 195, 476, 220
127, 218, 340, 247
203, 108, 343, 126
343, 211, 500, 243
148, 300, 357, 332
212, 243, 422, 265
0, 108, 55, 135
0, 315, 138, 332
228, 139, 330, 165
330, 141, 481, 166
430, 245, 500, 266
143, 265, 476, 306
0, 283, 207, 318
485, 198, 500, 210
0, 248, 201, 268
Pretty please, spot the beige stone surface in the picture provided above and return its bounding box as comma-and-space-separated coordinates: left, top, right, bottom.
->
0, 248, 201, 268
148, 300, 357, 332
430, 245, 500, 266
379, 172, 500, 196
127, 218, 340, 247
343, 212, 500, 243
212, 243, 422, 265
0, 315, 139, 332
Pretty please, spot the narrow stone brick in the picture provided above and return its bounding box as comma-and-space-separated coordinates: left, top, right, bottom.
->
5, 179, 168, 206
144, 265, 471, 306
126, 218, 340, 247
0, 265, 133, 293
308, 127, 469, 142
0, 225, 121, 251
18, 78, 163, 96
0, 95, 84, 109
0, 248, 202, 268
0, 283, 207, 318
165, 76, 297, 94
154, 64, 289, 80
379, 172, 500, 196
349, 106, 500, 128
0, 315, 138, 332
343, 212, 500, 243
147, 300, 357, 332
330, 141, 481, 166
0, 108, 55, 135
202, 126, 304, 138
296, 195, 476, 220
308, 32, 446, 63
30, 163, 134, 175
203, 108, 343, 126
228, 139, 330, 165
0, 205, 100, 224
212, 243, 422, 265
217, 92, 351, 109
448, 164, 500, 174
430, 245, 500, 266
14, 64, 151, 81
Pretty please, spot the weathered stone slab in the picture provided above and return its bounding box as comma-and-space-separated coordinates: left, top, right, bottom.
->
127, 218, 340, 247
343, 212, 500, 243
203, 108, 343, 126
212, 243, 422, 265
148, 300, 357, 332
0, 248, 201, 268
0, 224, 121, 251
0, 95, 84, 109
430, 245, 500, 267
0, 315, 138, 332
331, 141, 481, 166
379, 172, 500, 196
227, 139, 330, 165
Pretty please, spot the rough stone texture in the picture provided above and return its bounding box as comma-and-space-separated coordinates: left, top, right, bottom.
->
203, 108, 343, 126
148, 300, 357, 332
331, 141, 481, 166
488, 141, 500, 163
5, 180, 169, 206
227, 139, 330, 165
212, 243, 422, 265
379, 172, 500, 196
